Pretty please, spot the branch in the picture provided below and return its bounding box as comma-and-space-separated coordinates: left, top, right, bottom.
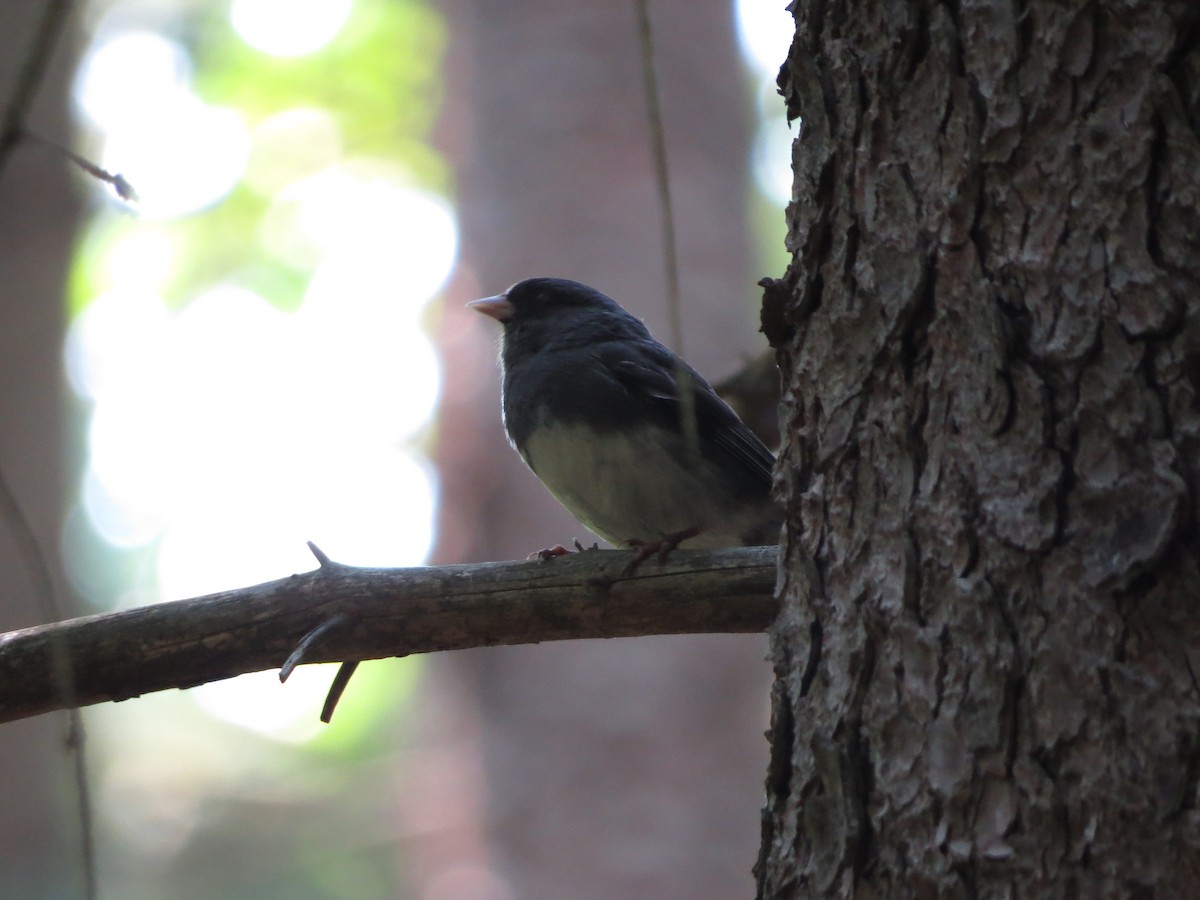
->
0, 547, 779, 724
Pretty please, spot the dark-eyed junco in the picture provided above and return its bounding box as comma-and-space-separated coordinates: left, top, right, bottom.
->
469, 277, 780, 557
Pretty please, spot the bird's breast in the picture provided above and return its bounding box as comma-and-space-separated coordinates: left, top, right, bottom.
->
518, 420, 756, 548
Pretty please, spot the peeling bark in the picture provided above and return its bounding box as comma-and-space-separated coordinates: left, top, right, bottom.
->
759, 1, 1200, 896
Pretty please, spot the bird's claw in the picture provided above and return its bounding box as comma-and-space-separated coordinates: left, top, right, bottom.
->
529, 544, 573, 561
620, 527, 701, 577
528, 538, 601, 561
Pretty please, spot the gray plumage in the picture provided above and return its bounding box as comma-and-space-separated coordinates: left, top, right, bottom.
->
470, 277, 780, 549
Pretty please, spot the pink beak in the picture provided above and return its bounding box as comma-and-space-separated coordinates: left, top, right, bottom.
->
467, 293, 516, 321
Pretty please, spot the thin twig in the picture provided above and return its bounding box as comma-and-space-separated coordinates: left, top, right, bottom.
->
634, 0, 682, 354
22, 128, 139, 202
634, 0, 699, 460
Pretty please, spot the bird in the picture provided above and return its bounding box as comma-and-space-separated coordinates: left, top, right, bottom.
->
469, 277, 780, 562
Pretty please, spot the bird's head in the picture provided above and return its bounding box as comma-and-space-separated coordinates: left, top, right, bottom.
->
469, 278, 647, 356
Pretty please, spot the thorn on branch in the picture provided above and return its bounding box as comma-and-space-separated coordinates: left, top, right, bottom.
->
279, 613, 349, 682
321, 660, 360, 724
280, 610, 363, 723
306, 541, 336, 568
293, 544, 362, 721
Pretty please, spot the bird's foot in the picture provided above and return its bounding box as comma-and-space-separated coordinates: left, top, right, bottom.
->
528, 539, 598, 561
529, 544, 572, 561
621, 526, 701, 576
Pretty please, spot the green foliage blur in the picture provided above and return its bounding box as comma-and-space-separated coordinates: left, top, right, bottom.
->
70, 0, 447, 316
66, 1, 449, 896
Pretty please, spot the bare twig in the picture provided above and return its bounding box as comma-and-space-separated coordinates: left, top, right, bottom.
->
22, 128, 139, 202
634, 0, 682, 354
0, 546, 779, 725
634, 0, 699, 461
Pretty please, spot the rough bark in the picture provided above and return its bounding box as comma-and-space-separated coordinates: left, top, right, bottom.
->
759, 1, 1200, 896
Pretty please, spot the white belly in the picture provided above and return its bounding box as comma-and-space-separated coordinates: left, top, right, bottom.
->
520, 421, 752, 547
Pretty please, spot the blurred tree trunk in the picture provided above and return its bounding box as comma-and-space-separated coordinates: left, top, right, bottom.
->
759, 1, 1200, 896
0, 3, 86, 897
431, 2, 771, 898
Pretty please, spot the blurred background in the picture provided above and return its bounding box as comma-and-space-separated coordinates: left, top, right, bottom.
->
0, 0, 792, 897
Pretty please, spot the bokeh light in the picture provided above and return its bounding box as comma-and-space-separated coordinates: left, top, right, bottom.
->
734, 0, 794, 74
99, 95, 251, 219
76, 28, 250, 217
231, 0, 354, 57
75, 30, 192, 128
735, 0, 795, 207
62, 3, 453, 868
245, 107, 344, 196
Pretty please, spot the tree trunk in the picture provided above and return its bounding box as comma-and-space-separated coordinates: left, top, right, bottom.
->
759, 1, 1200, 896
0, 5, 87, 894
